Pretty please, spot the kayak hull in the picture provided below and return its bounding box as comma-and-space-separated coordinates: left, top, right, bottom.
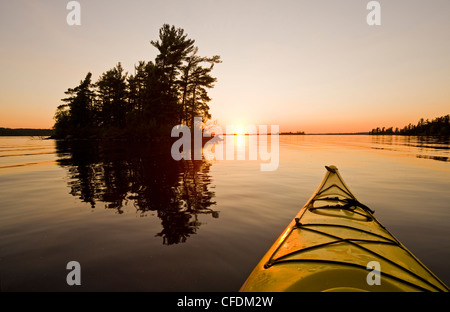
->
240, 166, 449, 292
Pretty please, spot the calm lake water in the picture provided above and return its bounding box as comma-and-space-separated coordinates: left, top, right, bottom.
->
0, 135, 449, 291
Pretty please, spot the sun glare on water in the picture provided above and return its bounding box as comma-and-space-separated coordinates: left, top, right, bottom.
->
233, 125, 246, 148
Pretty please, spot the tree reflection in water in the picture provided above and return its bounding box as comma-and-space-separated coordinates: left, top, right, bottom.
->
56, 140, 217, 245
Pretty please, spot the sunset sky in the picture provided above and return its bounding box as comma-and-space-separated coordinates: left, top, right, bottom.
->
1, 0, 449, 133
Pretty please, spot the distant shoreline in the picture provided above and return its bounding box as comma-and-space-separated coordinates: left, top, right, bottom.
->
302, 132, 369, 135
2, 129, 448, 138
0, 128, 369, 137
1, 129, 447, 137
1, 130, 446, 138
0, 128, 54, 137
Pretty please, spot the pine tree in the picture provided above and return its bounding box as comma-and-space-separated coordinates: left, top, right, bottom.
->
54, 72, 95, 138
95, 63, 129, 129
179, 48, 221, 126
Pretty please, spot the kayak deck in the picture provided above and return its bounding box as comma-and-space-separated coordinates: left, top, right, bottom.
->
240, 166, 449, 292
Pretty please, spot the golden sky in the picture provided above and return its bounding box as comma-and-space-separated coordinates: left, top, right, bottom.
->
0, 0, 449, 133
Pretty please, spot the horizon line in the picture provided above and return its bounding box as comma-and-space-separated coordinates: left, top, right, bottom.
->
0, 126, 371, 136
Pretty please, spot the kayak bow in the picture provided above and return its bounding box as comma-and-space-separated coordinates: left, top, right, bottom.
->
240, 166, 449, 292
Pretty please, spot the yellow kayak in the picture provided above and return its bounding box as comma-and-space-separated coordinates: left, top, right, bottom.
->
240, 166, 449, 292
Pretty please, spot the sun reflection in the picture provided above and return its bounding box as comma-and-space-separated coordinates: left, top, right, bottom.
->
236, 133, 245, 147
233, 125, 246, 149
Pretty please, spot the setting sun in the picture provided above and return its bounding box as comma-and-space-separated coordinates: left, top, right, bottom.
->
235, 125, 246, 135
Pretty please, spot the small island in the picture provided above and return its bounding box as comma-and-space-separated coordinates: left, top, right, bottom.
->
52, 24, 221, 141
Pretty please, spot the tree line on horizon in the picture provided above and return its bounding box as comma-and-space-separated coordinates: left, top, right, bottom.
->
0, 128, 53, 137
53, 24, 221, 140
370, 114, 450, 136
